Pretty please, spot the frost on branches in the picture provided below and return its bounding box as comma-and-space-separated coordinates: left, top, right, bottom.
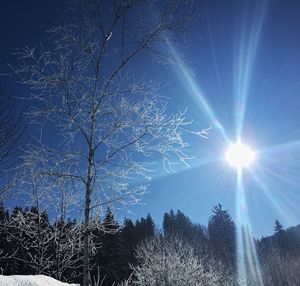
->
11, 0, 206, 284
120, 236, 233, 286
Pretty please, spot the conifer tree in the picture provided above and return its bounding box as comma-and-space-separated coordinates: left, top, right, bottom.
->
120, 218, 138, 275
163, 209, 207, 251
93, 208, 127, 285
122, 219, 138, 252
162, 209, 176, 236
273, 219, 289, 256
208, 204, 236, 270
135, 214, 155, 241
274, 220, 283, 233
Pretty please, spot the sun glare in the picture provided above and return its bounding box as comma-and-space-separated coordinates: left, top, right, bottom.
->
225, 141, 255, 169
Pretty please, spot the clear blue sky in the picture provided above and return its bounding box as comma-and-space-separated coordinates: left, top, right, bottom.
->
1, 0, 300, 238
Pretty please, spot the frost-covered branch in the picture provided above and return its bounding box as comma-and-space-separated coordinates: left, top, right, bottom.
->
120, 236, 233, 286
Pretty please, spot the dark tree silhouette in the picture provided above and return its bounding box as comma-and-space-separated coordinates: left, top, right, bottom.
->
163, 209, 176, 236
274, 220, 283, 233
92, 208, 127, 285
135, 214, 155, 242
208, 204, 236, 270
273, 219, 291, 257
163, 209, 207, 254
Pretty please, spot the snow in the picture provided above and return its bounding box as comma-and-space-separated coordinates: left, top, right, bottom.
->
0, 275, 80, 286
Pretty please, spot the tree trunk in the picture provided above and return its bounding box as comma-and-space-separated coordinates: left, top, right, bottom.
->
83, 112, 95, 286
83, 186, 91, 286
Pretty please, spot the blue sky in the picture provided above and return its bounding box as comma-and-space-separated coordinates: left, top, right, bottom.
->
1, 0, 300, 238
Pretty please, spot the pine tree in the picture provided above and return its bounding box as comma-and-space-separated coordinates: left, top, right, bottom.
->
162, 209, 208, 256
144, 214, 155, 238
92, 208, 127, 285
174, 210, 192, 236
274, 220, 283, 233
135, 214, 155, 241
122, 219, 137, 251
121, 219, 138, 275
273, 219, 289, 256
208, 204, 236, 269
162, 209, 176, 236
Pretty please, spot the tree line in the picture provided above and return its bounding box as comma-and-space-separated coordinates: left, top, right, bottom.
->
1, 200, 300, 285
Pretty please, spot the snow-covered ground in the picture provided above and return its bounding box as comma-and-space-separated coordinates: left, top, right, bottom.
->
0, 275, 80, 286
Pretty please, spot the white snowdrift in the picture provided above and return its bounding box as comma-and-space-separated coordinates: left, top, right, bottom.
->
0, 275, 80, 286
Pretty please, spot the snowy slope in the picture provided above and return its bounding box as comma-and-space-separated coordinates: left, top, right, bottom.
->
0, 275, 80, 286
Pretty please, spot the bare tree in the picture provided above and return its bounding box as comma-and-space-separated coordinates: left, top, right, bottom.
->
120, 236, 233, 286
258, 250, 300, 286
1, 152, 83, 280
3, 158, 54, 275
0, 84, 24, 198
12, 0, 205, 284
49, 192, 83, 282
6, 207, 53, 275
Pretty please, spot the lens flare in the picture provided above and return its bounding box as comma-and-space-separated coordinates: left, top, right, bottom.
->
225, 141, 255, 169
236, 171, 264, 285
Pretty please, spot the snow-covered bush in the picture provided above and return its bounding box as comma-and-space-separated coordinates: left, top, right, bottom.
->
259, 252, 300, 286
120, 236, 233, 286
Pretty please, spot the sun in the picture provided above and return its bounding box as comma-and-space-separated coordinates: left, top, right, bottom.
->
225, 140, 256, 169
